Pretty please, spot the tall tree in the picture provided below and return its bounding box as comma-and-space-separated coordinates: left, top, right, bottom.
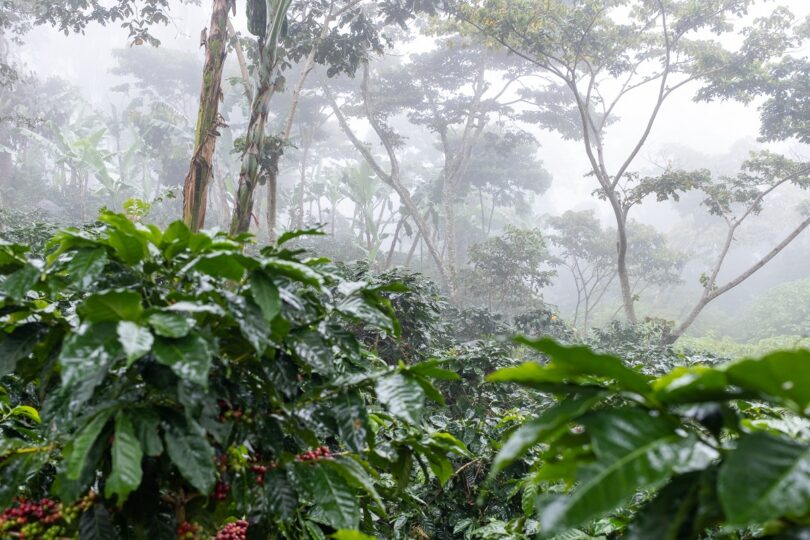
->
229, 0, 435, 236
182, 0, 231, 231
662, 152, 810, 342
453, 0, 794, 322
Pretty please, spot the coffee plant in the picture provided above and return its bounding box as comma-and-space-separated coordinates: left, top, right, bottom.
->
0, 212, 467, 538
488, 337, 810, 539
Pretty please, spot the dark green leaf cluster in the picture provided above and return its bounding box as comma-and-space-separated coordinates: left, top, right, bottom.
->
489, 337, 810, 538
0, 212, 467, 538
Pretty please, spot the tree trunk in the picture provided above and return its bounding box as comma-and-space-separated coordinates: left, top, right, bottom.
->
230, 0, 292, 235
441, 174, 458, 291
182, 0, 230, 231
611, 199, 637, 323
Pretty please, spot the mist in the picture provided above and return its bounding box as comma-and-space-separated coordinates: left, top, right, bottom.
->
4, 1, 810, 346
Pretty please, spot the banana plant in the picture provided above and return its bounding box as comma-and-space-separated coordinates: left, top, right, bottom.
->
230, 0, 294, 235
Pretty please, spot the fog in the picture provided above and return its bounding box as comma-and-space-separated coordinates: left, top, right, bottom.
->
3, 0, 810, 347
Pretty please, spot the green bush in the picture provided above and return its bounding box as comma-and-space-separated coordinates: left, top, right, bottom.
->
0, 213, 466, 539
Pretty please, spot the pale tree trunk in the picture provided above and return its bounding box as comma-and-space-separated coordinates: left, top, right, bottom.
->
183, 0, 230, 231
613, 202, 636, 323
230, 0, 292, 235
264, 8, 332, 241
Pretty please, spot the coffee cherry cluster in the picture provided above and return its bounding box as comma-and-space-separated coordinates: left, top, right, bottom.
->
250, 464, 267, 486
176, 520, 202, 540
295, 446, 331, 462
213, 480, 231, 501
0, 498, 65, 538
213, 519, 248, 540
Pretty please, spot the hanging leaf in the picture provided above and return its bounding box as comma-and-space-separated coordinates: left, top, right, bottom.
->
2, 263, 40, 301
375, 372, 425, 424
723, 350, 810, 412
163, 421, 216, 494
116, 321, 154, 365
299, 461, 360, 531
515, 337, 652, 395
67, 247, 107, 289
153, 333, 212, 387
66, 411, 114, 481
718, 432, 810, 526
489, 392, 603, 478
105, 412, 144, 504
250, 270, 281, 322
78, 503, 116, 540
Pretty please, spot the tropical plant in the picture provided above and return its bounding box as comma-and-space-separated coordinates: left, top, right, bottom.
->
0, 213, 467, 538
488, 337, 810, 539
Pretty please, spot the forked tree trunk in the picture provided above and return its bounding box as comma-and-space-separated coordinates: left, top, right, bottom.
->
183, 0, 230, 231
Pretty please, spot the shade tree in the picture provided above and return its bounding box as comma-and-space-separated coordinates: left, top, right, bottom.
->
451, 0, 799, 324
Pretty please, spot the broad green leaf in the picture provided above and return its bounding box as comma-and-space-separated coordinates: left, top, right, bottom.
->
228, 295, 270, 353
0, 446, 50, 509
106, 229, 148, 265
264, 259, 324, 288
652, 366, 733, 404
160, 221, 191, 259
78, 290, 143, 322
250, 270, 281, 322
2, 263, 39, 301
78, 503, 116, 540
0, 324, 43, 378
516, 337, 652, 395
164, 422, 216, 494
331, 392, 369, 452
264, 467, 298, 520
723, 350, 810, 412
277, 228, 325, 245
192, 252, 245, 280
538, 408, 718, 534
129, 409, 163, 456
9, 405, 40, 424
427, 432, 470, 456
427, 452, 453, 486
300, 461, 360, 530
718, 432, 810, 525
153, 333, 211, 387
490, 393, 603, 478
486, 361, 585, 393
337, 294, 397, 335
105, 412, 143, 504
66, 411, 113, 481
412, 373, 445, 406
146, 311, 191, 338
59, 323, 121, 410
116, 321, 153, 365
407, 359, 459, 381
290, 330, 333, 374
67, 247, 107, 289
375, 372, 425, 424
328, 457, 384, 512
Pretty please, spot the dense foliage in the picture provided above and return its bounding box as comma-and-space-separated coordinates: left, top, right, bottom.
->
0, 215, 468, 538
2, 0, 810, 538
